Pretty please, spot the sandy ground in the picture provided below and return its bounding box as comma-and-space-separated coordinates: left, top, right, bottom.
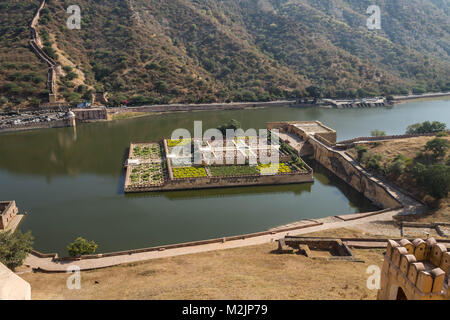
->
21, 228, 385, 300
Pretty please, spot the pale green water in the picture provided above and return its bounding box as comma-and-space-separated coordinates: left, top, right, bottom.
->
0, 98, 448, 254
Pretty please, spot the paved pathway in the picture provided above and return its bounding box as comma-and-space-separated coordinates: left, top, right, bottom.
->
25, 208, 408, 272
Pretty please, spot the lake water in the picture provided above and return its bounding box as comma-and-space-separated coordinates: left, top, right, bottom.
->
0, 98, 448, 254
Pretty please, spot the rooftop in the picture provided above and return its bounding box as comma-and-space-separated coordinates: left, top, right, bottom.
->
292, 121, 335, 134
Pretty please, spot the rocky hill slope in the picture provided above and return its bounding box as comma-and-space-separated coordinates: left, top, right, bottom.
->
1, 0, 449, 109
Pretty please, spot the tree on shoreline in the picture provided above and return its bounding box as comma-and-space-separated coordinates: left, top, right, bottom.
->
67, 237, 98, 257
217, 119, 242, 135
0, 230, 34, 271
371, 130, 387, 137
406, 121, 447, 134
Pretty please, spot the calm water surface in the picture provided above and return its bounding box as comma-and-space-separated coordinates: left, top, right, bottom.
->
0, 98, 448, 254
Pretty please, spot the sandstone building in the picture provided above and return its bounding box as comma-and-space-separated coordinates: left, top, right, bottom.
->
0, 201, 18, 230
378, 238, 449, 300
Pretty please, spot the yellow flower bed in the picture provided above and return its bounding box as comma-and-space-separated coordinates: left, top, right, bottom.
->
257, 163, 292, 174
167, 139, 191, 147
173, 167, 208, 179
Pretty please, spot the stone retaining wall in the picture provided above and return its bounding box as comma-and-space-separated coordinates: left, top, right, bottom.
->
125, 170, 314, 193
0, 119, 72, 133
309, 137, 402, 209
72, 108, 108, 121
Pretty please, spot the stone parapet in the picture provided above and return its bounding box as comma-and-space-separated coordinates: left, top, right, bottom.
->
378, 237, 449, 300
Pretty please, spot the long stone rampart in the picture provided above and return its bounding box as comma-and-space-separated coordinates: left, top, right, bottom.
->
337, 131, 450, 146
29, 0, 59, 100
309, 137, 403, 209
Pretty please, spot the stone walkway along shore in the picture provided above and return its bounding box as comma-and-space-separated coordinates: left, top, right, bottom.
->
23, 142, 427, 272
23, 208, 409, 272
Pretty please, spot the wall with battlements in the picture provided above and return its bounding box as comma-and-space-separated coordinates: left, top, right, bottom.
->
378, 238, 449, 300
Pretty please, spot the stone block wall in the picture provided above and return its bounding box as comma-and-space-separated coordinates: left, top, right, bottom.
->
378, 238, 449, 300
125, 171, 314, 193
0, 201, 18, 230
309, 138, 402, 209
0, 119, 72, 133
72, 108, 107, 121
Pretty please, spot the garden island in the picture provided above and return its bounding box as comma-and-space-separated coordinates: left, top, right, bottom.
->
122, 122, 337, 193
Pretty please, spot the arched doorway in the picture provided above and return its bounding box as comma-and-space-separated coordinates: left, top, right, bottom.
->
388, 284, 409, 300
396, 287, 408, 300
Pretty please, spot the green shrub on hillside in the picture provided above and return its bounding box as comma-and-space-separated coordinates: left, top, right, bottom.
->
355, 145, 368, 162
424, 138, 449, 160
361, 152, 383, 172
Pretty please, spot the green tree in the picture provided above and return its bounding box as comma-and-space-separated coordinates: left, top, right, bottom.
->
421, 164, 450, 199
371, 130, 387, 137
65, 72, 78, 81
306, 85, 323, 99
155, 80, 168, 93
424, 138, 449, 159
129, 95, 147, 106
406, 121, 447, 134
67, 237, 98, 257
361, 152, 382, 171
217, 119, 242, 135
388, 155, 407, 179
355, 145, 368, 162
0, 230, 34, 271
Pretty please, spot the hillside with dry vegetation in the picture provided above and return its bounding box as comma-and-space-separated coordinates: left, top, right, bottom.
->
0, 0, 48, 109
1, 0, 450, 109
348, 130, 450, 221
